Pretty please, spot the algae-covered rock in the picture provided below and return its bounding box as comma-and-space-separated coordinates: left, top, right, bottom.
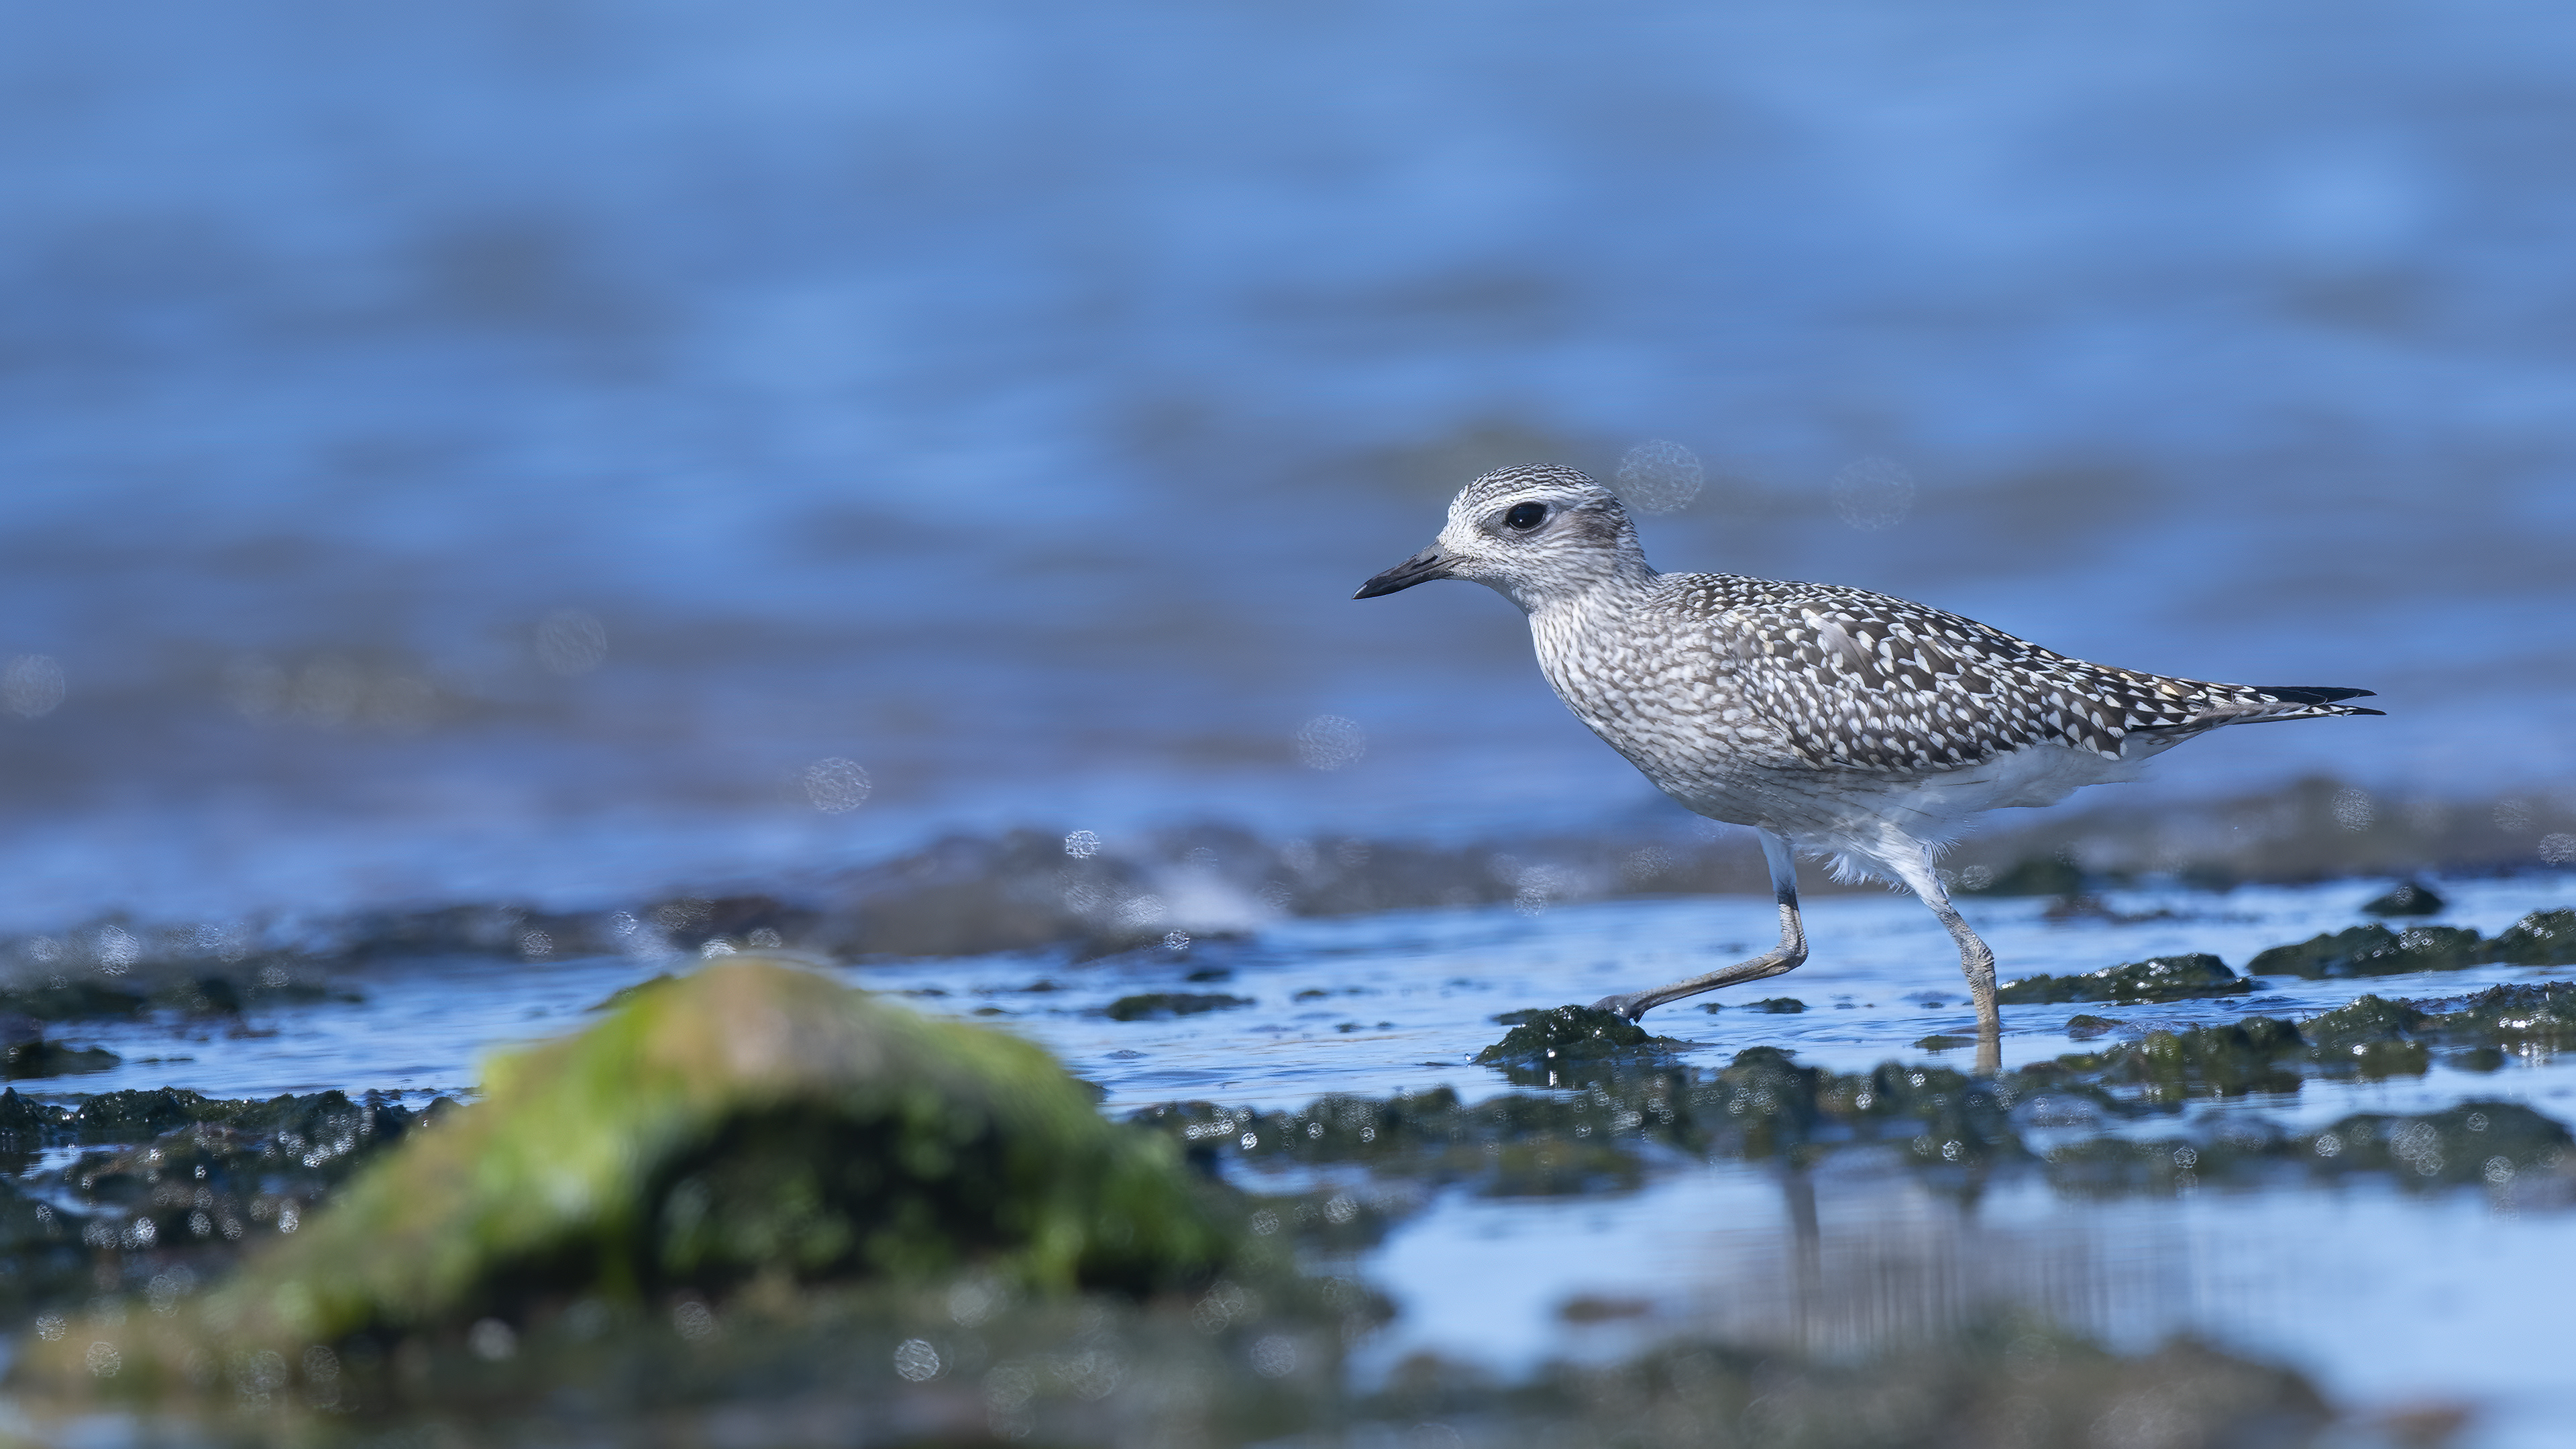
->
2051, 1018, 2309, 1100
2246, 924, 2483, 978
2489, 908, 2576, 965
2425, 981, 2576, 1048
1474, 1004, 1683, 1087
2302, 1102, 2569, 1188
1743, 996, 1806, 1014
2301, 996, 2430, 1078
1997, 953, 2249, 1006
20, 959, 1238, 1401
2360, 880, 2445, 916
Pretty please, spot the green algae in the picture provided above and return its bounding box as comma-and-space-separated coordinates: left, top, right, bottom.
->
1996, 952, 2250, 1005
17, 959, 1244, 1403
1100, 991, 1254, 1020
1742, 996, 1806, 1013
2247, 923, 2485, 978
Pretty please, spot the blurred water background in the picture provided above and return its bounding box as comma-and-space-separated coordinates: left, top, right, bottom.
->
5, 2, 2575, 921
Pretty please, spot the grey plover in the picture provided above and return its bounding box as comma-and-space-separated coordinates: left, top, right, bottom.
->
1356, 464, 2378, 1061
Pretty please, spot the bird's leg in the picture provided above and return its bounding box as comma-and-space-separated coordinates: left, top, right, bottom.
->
1593, 830, 1806, 1020
1882, 844, 2001, 1075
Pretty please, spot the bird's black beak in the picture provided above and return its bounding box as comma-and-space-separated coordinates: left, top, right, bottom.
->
1354, 545, 1453, 599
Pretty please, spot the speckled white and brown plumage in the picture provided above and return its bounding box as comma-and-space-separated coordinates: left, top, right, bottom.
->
1356, 464, 2380, 1060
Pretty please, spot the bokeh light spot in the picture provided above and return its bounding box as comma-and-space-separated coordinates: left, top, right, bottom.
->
535, 610, 609, 676
803, 757, 873, 812
1615, 439, 1705, 515
1295, 715, 1366, 771
1, 655, 65, 718
1831, 456, 1916, 531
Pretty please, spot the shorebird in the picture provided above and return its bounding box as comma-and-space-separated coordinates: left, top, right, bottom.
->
1356, 465, 2377, 1065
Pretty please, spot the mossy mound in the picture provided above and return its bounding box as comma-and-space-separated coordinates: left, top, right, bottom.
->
1996, 953, 2249, 1005
16, 958, 1239, 1402
2247, 924, 2483, 978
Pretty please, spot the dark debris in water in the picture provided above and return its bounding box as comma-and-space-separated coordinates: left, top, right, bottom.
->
2361, 879, 2447, 916
1099, 991, 1254, 1022
1, 1038, 119, 1080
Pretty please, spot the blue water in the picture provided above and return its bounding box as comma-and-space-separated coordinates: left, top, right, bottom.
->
2, 1, 2574, 930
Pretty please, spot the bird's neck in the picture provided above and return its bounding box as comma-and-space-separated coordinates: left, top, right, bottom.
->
1508, 556, 1660, 620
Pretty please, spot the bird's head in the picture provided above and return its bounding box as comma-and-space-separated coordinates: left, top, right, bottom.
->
1354, 465, 1652, 612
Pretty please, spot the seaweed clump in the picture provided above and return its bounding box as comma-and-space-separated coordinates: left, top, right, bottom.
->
2248, 924, 2485, 978
1996, 953, 2251, 1005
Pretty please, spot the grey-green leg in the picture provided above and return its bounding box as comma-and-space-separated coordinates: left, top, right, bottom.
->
1594, 830, 1807, 1020
1882, 842, 2001, 1075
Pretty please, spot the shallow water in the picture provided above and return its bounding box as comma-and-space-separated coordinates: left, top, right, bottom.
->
15, 873, 2575, 1444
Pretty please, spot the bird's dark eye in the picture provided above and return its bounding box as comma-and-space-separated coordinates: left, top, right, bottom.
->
1503, 502, 1549, 531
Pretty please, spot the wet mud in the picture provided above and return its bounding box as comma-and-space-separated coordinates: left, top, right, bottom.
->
0, 873, 2567, 1444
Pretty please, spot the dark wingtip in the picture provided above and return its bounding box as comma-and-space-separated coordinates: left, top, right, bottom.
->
2249, 685, 2377, 705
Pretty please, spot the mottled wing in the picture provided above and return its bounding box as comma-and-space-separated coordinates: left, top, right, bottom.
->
1695, 580, 2353, 773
